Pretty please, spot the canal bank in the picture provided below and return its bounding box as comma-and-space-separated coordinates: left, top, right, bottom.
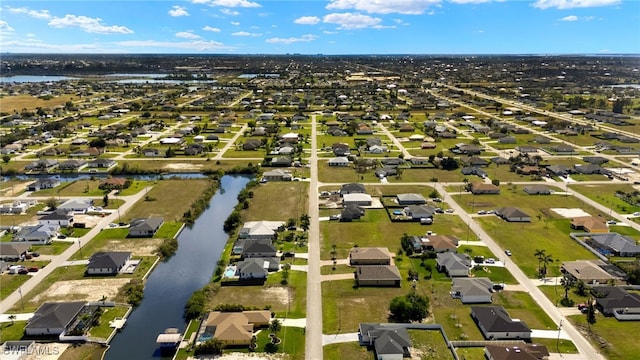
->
104, 174, 251, 359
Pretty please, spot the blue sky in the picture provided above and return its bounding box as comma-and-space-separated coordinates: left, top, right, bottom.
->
1, 0, 638, 54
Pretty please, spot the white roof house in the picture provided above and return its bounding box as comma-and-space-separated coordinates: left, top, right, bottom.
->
238, 221, 285, 240
343, 193, 372, 206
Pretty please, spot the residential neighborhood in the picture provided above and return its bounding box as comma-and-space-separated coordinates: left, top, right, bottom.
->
1, 54, 640, 360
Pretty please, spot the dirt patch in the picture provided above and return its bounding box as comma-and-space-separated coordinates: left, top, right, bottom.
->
263, 286, 289, 304
0, 180, 33, 196
163, 163, 203, 170
73, 214, 104, 228
550, 208, 591, 218
31, 278, 130, 304
450, 227, 463, 234
105, 239, 163, 256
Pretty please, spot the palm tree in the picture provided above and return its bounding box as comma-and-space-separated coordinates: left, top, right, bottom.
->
560, 276, 574, 299
8, 314, 16, 325
534, 249, 546, 276
299, 213, 310, 232
540, 253, 554, 278
269, 319, 282, 343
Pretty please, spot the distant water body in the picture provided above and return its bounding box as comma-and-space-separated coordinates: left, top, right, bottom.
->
0, 75, 77, 83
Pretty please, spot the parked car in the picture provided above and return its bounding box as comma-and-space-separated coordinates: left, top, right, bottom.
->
434, 208, 444, 214
18, 268, 29, 275
505, 249, 512, 256
606, 220, 617, 225
432, 198, 443, 202
485, 258, 495, 264
31, 252, 40, 257
329, 214, 341, 220
58, 235, 67, 239
478, 210, 486, 215
28, 267, 39, 272
445, 209, 454, 214
492, 283, 505, 291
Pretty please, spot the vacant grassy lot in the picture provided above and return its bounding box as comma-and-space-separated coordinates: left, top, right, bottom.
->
125, 178, 214, 221
12, 265, 87, 312
324, 342, 371, 360
31, 241, 73, 255
320, 209, 470, 260
0, 203, 47, 227
209, 270, 306, 318
570, 183, 640, 215
58, 343, 107, 360
0, 274, 30, 300
568, 313, 640, 360
476, 217, 597, 277
0, 94, 75, 112
243, 181, 309, 222
409, 329, 456, 360
112, 159, 255, 173
0, 321, 27, 342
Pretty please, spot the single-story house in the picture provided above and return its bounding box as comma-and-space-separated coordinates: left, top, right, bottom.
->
571, 216, 608, 233
270, 157, 292, 167
38, 209, 74, 227
451, 277, 493, 304
593, 286, 640, 319
87, 159, 116, 168
461, 166, 488, 178
241, 239, 277, 259
586, 233, 640, 257
420, 234, 459, 253
0, 243, 31, 261
354, 265, 401, 287
238, 221, 284, 240
349, 247, 391, 265
396, 193, 427, 205
470, 306, 532, 340
86, 251, 132, 275
58, 198, 93, 214
328, 157, 350, 167
524, 185, 552, 195
341, 205, 365, 222
436, 252, 471, 277
495, 207, 531, 222
243, 139, 262, 151
25, 302, 86, 337
12, 224, 59, 244
471, 183, 500, 195
341, 183, 366, 194
26, 178, 61, 191
236, 258, 269, 280
358, 323, 412, 360
99, 177, 128, 190
262, 169, 293, 181
202, 310, 271, 346
25, 159, 58, 171
485, 344, 550, 360
343, 193, 372, 207
404, 205, 435, 221
561, 260, 618, 285
551, 144, 576, 153
128, 217, 164, 237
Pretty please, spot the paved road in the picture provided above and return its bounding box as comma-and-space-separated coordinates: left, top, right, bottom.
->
0, 187, 150, 313
214, 124, 248, 160
377, 123, 411, 158
305, 114, 323, 360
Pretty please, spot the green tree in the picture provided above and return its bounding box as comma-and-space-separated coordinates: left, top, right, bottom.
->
103, 194, 109, 207
299, 213, 311, 232
561, 277, 574, 299
269, 318, 282, 343
45, 197, 58, 210
389, 292, 429, 322
2, 155, 10, 164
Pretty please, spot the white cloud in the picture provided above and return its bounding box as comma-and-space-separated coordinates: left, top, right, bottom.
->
169, 5, 190, 16
203, 25, 221, 32
449, 0, 494, 4
326, 0, 440, 15
323, 30, 338, 34
221, 9, 240, 16
231, 21, 241, 25
323, 12, 383, 29
48, 15, 133, 34
0, 20, 15, 32
294, 16, 321, 25
232, 31, 261, 36
560, 15, 578, 21
533, 0, 620, 10
116, 39, 226, 51
6, 7, 52, 19
206, 0, 261, 7
176, 31, 201, 39
266, 34, 318, 44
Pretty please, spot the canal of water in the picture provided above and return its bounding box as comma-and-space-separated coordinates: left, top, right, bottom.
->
104, 174, 251, 359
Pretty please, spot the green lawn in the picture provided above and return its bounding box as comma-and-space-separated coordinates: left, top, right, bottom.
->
570, 183, 640, 215
88, 305, 130, 339
0, 274, 30, 300
243, 181, 309, 222
0, 321, 27, 342
567, 313, 640, 360
324, 342, 370, 360
12, 265, 87, 312
31, 241, 73, 255
409, 329, 456, 360
476, 217, 597, 277
320, 209, 470, 260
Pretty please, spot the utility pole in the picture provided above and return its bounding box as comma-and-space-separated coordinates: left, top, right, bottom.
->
557, 319, 564, 355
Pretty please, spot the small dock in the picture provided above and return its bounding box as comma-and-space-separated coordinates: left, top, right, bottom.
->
156, 328, 182, 351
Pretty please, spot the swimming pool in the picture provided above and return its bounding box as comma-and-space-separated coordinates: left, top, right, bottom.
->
199, 333, 213, 342
223, 266, 236, 277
